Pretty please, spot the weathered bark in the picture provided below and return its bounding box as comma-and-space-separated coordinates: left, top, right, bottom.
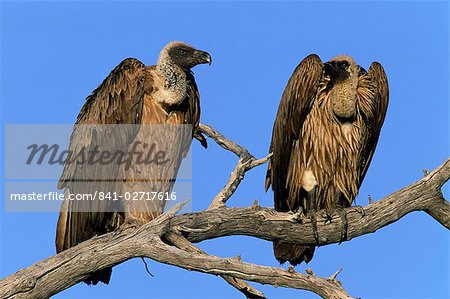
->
0, 124, 448, 299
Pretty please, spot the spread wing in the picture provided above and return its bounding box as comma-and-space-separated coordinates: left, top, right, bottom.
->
56, 58, 146, 252
358, 62, 389, 185
265, 54, 323, 211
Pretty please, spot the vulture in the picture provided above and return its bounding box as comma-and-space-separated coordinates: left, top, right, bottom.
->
56, 41, 211, 284
265, 54, 388, 265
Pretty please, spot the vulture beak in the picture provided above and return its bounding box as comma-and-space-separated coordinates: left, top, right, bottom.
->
196, 50, 212, 65
324, 61, 337, 77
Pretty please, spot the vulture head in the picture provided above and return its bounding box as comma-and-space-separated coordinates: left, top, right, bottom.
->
158, 41, 212, 70
324, 55, 358, 84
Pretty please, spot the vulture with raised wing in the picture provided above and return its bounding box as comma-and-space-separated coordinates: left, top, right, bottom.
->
266, 54, 388, 265
56, 41, 211, 284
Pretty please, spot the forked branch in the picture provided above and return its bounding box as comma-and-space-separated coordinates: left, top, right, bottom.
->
0, 124, 448, 299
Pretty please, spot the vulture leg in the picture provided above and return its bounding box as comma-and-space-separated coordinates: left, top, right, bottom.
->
323, 206, 348, 238
337, 207, 348, 244
306, 187, 320, 245
324, 192, 350, 244
332, 195, 349, 244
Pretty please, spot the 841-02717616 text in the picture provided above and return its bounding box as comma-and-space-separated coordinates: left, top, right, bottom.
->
9, 191, 178, 201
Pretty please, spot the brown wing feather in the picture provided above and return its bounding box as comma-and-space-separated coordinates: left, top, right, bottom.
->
185, 71, 201, 128
56, 58, 147, 254
177, 71, 201, 155
358, 62, 389, 184
266, 54, 323, 211
116, 70, 200, 224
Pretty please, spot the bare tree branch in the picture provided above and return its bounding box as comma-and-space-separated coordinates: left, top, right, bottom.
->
208, 154, 271, 209
197, 123, 271, 296
149, 240, 353, 299
1, 158, 447, 299
425, 195, 450, 229
198, 124, 254, 160
170, 158, 449, 246
164, 231, 266, 299
1, 123, 448, 299
0, 202, 353, 299
199, 123, 272, 209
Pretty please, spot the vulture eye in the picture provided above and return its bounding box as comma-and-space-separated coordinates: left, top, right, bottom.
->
178, 48, 187, 55
342, 61, 350, 68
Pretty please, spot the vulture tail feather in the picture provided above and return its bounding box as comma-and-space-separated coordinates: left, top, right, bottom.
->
84, 268, 112, 285
273, 242, 315, 266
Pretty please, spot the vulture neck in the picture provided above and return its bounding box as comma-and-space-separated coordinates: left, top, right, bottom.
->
155, 61, 187, 106
331, 77, 358, 121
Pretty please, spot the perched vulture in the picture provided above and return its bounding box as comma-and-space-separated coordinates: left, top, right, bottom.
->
265, 54, 388, 265
56, 41, 211, 284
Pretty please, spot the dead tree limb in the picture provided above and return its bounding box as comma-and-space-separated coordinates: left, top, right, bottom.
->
167, 158, 449, 246
199, 123, 271, 209
196, 123, 269, 297
164, 231, 266, 299
0, 123, 448, 299
0, 202, 353, 299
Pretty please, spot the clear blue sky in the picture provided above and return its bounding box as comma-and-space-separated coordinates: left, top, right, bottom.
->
1, 1, 449, 298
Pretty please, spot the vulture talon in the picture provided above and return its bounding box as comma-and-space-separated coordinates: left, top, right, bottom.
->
354, 205, 365, 217
293, 209, 305, 223
194, 131, 208, 149
324, 211, 333, 224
